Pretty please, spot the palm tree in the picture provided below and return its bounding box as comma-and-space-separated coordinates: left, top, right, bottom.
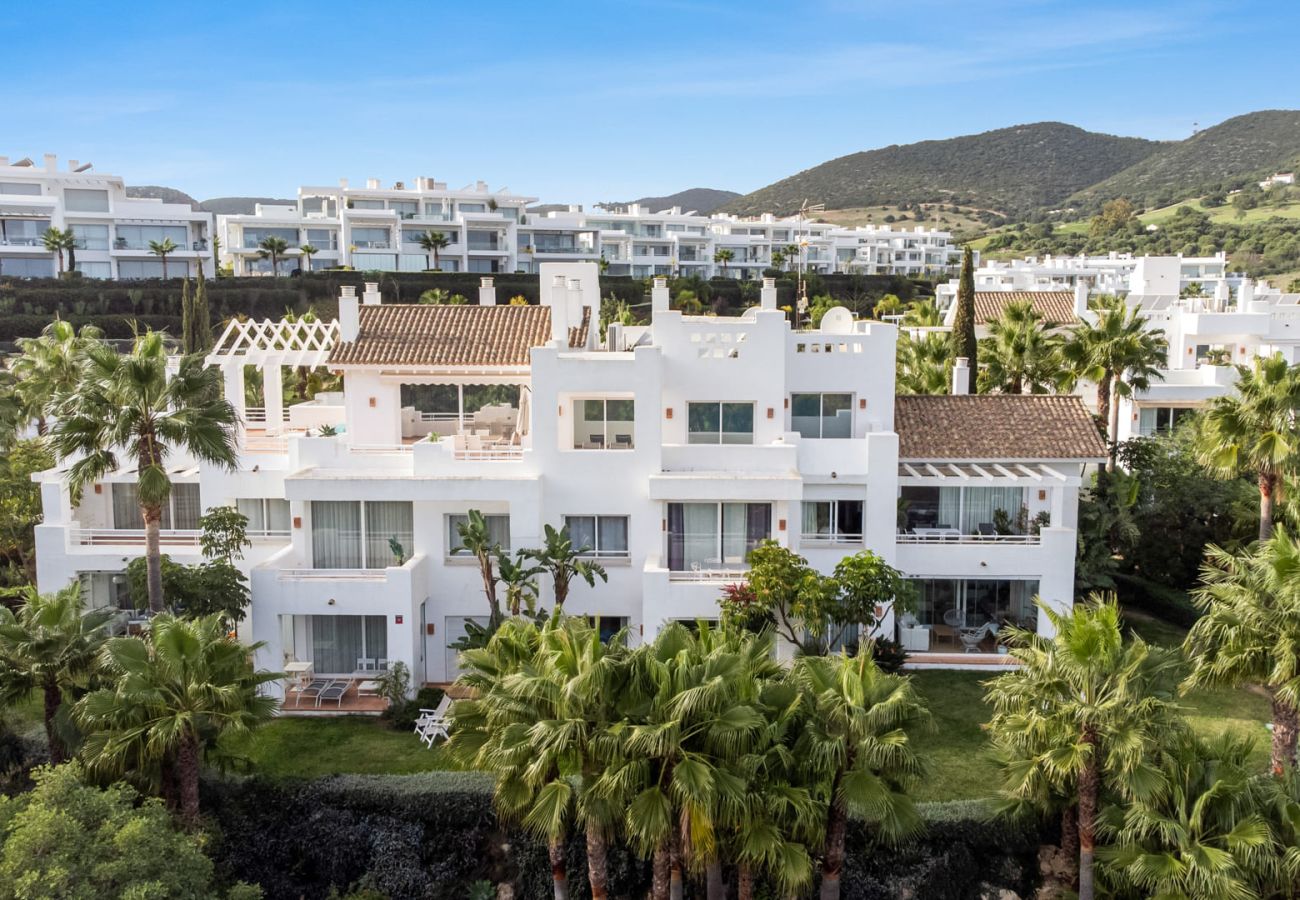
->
1059, 297, 1167, 469
77, 614, 279, 826
257, 236, 289, 277
791, 652, 929, 900
496, 550, 542, 618
896, 330, 950, 395
457, 510, 504, 626
713, 248, 734, 276
298, 243, 319, 273
984, 595, 1180, 900
1196, 353, 1300, 540
9, 319, 103, 434
901, 298, 943, 327
148, 237, 178, 279
1096, 732, 1288, 899
978, 300, 1060, 394
525, 524, 608, 610
417, 230, 450, 270
450, 615, 631, 900
1184, 529, 1300, 774
771, 249, 786, 272
41, 226, 74, 276
0, 585, 113, 763
51, 331, 239, 613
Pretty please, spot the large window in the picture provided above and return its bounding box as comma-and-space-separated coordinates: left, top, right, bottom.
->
237, 498, 291, 534
0, 257, 54, 277
306, 615, 388, 674
573, 398, 634, 449
241, 226, 298, 248
801, 500, 863, 543
687, 402, 754, 445
0, 182, 41, 195
447, 514, 511, 556
1137, 406, 1195, 436
311, 501, 412, 569
909, 579, 1038, 628
350, 227, 390, 249
791, 393, 852, 438
111, 482, 201, 530
666, 502, 770, 571
70, 224, 110, 250
117, 259, 174, 279
1, 218, 48, 245
564, 516, 629, 558
114, 224, 188, 250
64, 188, 109, 212
899, 485, 1027, 536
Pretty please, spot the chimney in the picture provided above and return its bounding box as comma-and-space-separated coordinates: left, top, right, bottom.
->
479, 276, 496, 306
362, 281, 381, 305
1214, 279, 1230, 311
569, 278, 595, 350
952, 358, 970, 395
607, 322, 624, 352
1073, 281, 1089, 316
43, 153, 57, 172
68, 159, 79, 172
550, 274, 570, 342
339, 177, 349, 189
339, 286, 359, 342
651, 276, 670, 314
1238, 278, 1254, 310
366, 178, 379, 190
760, 277, 778, 310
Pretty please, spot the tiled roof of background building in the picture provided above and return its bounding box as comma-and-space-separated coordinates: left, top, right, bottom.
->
895, 395, 1105, 460
974, 291, 1078, 326
328, 304, 589, 367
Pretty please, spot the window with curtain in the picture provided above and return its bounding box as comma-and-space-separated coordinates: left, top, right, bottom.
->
111, 482, 200, 530
801, 500, 864, 542
907, 579, 1039, 628
666, 502, 770, 570
564, 515, 629, 557
308, 615, 387, 674
311, 501, 412, 568
448, 514, 511, 555
790, 393, 853, 438
237, 498, 291, 534
961, 487, 1024, 534
687, 402, 754, 444
366, 501, 414, 567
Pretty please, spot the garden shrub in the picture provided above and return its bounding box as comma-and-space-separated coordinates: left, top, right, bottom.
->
383, 686, 445, 731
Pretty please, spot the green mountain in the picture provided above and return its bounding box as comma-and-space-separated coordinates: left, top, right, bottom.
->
720, 123, 1164, 218
199, 197, 296, 215
1068, 110, 1300, 209
124, 185, 200, 210
602, 187, 740, 215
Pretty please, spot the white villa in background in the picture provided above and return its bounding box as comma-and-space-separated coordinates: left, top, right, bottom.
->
32, 263, 1103, 696
934, 253, 1300, 442
216, 177, 960, 279
0, 154, 215, 279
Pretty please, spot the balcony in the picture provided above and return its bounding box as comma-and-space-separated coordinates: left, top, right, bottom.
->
69, 527, 291, 548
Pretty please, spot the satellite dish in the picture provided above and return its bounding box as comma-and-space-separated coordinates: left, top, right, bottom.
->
819, 306, 853, 333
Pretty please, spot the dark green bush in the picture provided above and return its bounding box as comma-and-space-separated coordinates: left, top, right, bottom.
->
383, 686, 446, 731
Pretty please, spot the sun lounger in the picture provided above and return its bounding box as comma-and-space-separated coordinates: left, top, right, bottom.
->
295, 678, 331, 707
317, 680, 349, 707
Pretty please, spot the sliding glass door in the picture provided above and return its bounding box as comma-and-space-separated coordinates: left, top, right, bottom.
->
666, 502, 771, 570
307, 615, 388, 674
311, 501, 413, 569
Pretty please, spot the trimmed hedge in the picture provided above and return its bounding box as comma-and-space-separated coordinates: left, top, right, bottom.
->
1115, 573, 1202, 629
201, 771, 1043, 900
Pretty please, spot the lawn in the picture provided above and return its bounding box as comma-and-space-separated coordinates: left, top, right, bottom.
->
220, 716, 460, 778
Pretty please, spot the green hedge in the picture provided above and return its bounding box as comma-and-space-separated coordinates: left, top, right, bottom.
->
1115, 573, 1202, 629
201, 771, 1042, 900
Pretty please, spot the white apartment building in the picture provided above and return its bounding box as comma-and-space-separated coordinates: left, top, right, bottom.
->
33, 264, 1101, 696
0, 154, 215, 279
219, 184, 961, 280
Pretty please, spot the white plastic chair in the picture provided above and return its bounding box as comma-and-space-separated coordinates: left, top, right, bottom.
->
415, 695, 453, 747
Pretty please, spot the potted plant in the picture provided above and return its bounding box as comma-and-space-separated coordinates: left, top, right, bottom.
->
388, 537, 406, 566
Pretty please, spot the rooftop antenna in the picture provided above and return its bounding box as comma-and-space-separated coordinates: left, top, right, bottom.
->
795, 199, 824, 327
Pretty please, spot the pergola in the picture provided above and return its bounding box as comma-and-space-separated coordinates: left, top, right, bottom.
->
206, 317, 338, 434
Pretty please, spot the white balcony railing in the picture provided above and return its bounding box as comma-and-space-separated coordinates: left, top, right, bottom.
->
895, 532, 1041, 544
70, 527, 291, 547
667, 567, 748, 583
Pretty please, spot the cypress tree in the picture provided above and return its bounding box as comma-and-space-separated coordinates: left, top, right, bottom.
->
180, 277, 194, 354
950, 245, 977, 394
193, 265, 213, 353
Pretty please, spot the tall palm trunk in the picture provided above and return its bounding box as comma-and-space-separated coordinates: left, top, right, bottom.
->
548, 836, 570, 900
142, 502, 165, 613
433, 248, 440, 270
176, 729, 201, 828
705, 859, 725, 900
1259, 472, 1277, 541
1059, 806, 1080, 885
1077, 730, 1099, 900
669, 826, 684, 900
1107, 376, 1122, 471
161, 256, 169, 280
586, 822, 610, 899
1095, 373, 1112, 441
652, 843, 671, 900
737, 864, 755, 900
1269, 690, 1298, 775
819, 766, 847, 900
42, 676, 67, 764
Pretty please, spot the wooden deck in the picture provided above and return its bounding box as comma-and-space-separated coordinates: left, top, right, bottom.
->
281, 681, 390, 717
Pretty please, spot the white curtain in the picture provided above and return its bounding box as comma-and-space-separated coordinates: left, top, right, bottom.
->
448, 514, 510, 554
681, 503, 719, 569
267, 499, 291, 532
172, 484, 201, 530
802, 501, 830, 537
962, 487, 1024, 533
112, 483, 143, 530
310, 615, 386, 674
365, 501, 413, 567
597, 516, 628, 555
312, 501, 362, 569
566, 516, 597, 552
237, 498, 266, 531
937, 488, 961, 530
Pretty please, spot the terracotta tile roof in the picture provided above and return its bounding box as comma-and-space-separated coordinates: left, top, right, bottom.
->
329, 304, 589, 368
895, 395, 1106, 461
974, 291, 1078, 326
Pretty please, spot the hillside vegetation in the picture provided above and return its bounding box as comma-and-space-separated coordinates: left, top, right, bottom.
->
600, 187, 740, 214
721, 122, 1163, 218
1069, 110, 1300, 210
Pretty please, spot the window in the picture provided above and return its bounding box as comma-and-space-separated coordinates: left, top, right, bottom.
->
117, 260, 172, 279
687, 402, 754, 445
909, 579, 1038, 628
306, 615, 388, 674
111, 482, 201, 530
350, 227, 389, 248
564, 516, 629, 557
349, 199, 385, 210
389, 200, 418, 218
458, 202, 487, 214
585, 616, 629, 644
666, 502, 770, 571
447, 514, 511, 556
114, 224, 188, 250
899, 486, 1027, 536
241, 226, 298, 248
0, 182, 41, 196
70, 224, 110, 250
64, 189, 109, 212
1137, 406, 1195, 436
311, 500, 412, 569
237, 498, 291, 534
305, 228, 337, 248
574, 398, 634, 449
801, 500, 864, 543
74, 261, 111, 278
0, 257, 54, 277
791, 393, 853, 438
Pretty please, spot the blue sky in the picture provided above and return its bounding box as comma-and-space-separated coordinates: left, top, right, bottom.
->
4, 1, 1294, 207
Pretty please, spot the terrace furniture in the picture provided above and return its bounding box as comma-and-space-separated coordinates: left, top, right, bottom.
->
959, 621, 1000, 653
317, 679, 350, 708
977, 523, 996, 537
294, 678, 331, 707
589, 434, 605, 448
415, 695, 453, 747
913, 527, 961, 540
355, 657, 378, 671
284, 659, 314, 689
615, 434, 633, 448
897, 624, 930, 652
357, 679, 382, 698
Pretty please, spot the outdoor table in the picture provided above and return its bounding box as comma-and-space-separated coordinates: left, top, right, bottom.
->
284, 660, 314, 690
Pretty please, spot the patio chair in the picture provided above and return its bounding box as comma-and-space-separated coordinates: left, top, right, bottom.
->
415, 695, 454, 747
589, 433, 605, 448
977, 522, 996, 536
615, 433, 633, 448
294, 678, 331, 708
317, 680, 349, 707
